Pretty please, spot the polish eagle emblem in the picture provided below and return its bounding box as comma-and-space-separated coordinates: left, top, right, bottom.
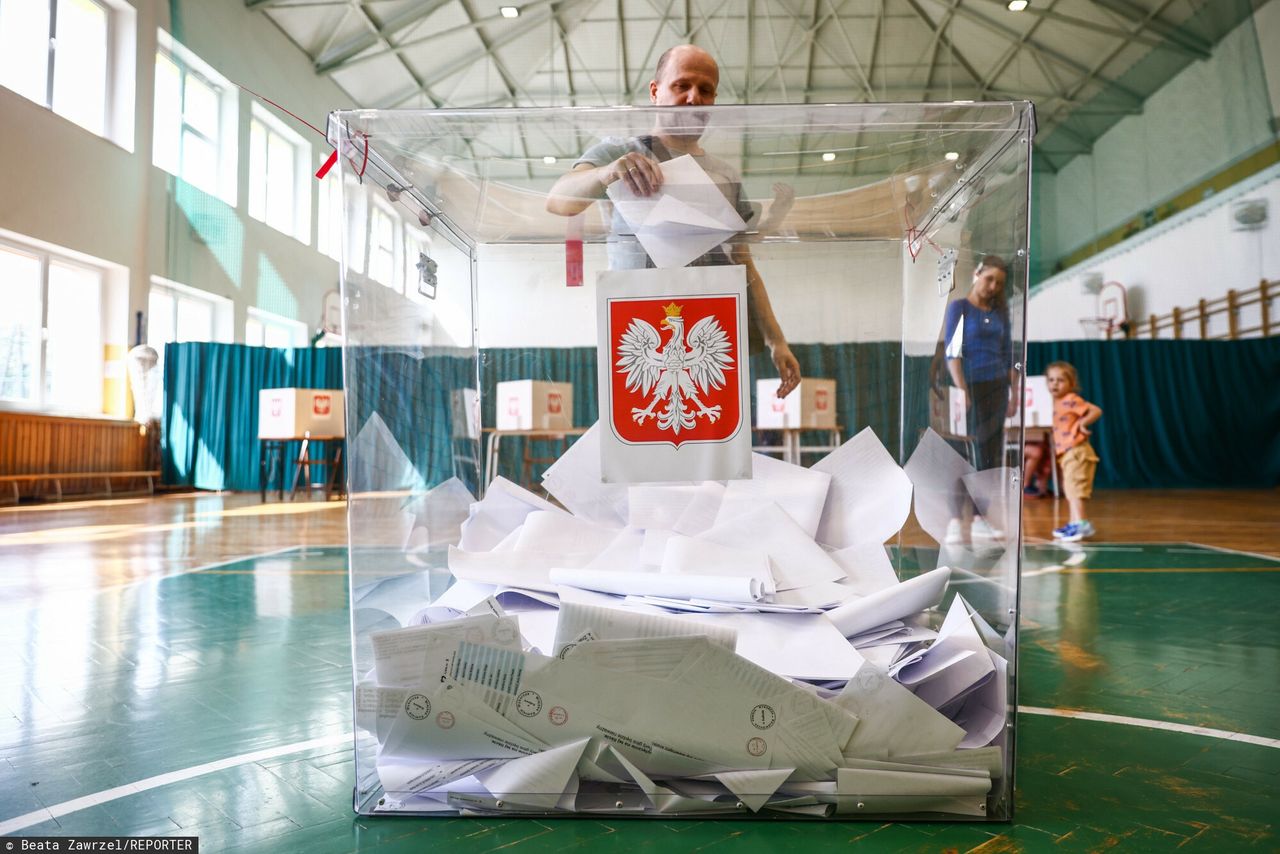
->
615, 302, 734, 434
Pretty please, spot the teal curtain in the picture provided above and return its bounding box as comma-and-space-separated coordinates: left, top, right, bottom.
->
164, 339, 1279, 492
344, 347, 479, 494
162, 343, 342, 491
1026, 339, 1280, 488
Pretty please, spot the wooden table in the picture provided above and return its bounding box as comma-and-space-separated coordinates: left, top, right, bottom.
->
259, 432, 345, 502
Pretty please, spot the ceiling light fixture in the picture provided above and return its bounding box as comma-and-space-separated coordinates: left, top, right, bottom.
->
499, 5, 520, 17
944, 151, 960, 161
822, 152, 836, 162
542, 155, 557, 164
1007, 0, 1028, 11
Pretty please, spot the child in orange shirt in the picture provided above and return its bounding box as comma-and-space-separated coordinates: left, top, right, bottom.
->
1047, 361, 1102, 542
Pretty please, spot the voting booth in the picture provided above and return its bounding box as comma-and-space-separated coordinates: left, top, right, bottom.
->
257, 388, 345, 439
757, 378, 838, 430
333, 102, 1032, 819
495, 380, 574, 431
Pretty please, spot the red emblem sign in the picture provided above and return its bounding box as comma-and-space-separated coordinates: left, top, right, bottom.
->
607, 295, 741, 448
313, 394, 331, 416
547, 392, 562, 414
507, 396, 520, 417
815, 389, 829, 411
270, 398, 283, 418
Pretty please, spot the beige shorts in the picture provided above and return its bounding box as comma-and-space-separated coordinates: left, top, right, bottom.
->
1058, 442, 1099, 501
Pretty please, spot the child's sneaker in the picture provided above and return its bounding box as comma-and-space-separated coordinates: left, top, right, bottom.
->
1055, 523, 1085, 542
1075, 520, 1095, 538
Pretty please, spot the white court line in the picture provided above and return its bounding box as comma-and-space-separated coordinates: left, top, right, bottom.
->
5, 706, 1279, 835
1019, 706, 1280, 749
1184, 541, 1280, 565
0, 732, 352, 836
1021, 565, 1065, 578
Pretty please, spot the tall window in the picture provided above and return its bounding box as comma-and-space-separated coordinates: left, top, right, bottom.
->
153, 34, 236, 203
317, 173, 343, 263
368, 201, 398, 288
147, 280, 228, 351
0, 247, 43, 404
46, 261, 103, 412
0, 0, 111, 137
0, 240, 110, 415
249, 104, 311, 242
246, 308, 307, 348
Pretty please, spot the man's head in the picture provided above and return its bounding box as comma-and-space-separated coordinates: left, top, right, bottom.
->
650, 45, 719, 106
650, 45, 718, 139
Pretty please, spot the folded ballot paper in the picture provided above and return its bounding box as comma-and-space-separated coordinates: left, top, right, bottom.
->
353, 425, 1015, 817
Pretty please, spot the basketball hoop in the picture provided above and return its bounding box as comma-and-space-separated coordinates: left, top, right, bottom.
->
1078, 317, 1115, 340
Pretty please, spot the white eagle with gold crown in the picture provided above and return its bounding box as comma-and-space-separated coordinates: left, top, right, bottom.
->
616, 302, 734, 434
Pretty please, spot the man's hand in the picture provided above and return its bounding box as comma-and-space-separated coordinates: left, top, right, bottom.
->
603, 152, 663, 196
769, 182, 795, 218
772, 343, 801, 398
753, 182, 796, 236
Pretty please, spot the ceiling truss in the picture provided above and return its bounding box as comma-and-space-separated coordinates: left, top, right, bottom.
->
248, 0, 1256, 172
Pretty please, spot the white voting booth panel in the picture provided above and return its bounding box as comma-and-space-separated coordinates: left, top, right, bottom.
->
258, 388, 345, 438
333, 103, 1031, 821
495, 381, 574, 431
1008, 375, 1052, 429
757, 378, 838, 429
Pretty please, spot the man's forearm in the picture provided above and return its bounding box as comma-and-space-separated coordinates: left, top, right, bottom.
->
546, 164, 606, 216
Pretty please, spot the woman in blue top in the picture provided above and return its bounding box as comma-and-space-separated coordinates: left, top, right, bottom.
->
942, 255, 1018, 542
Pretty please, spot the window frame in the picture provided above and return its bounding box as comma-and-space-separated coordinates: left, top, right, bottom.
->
245, 306, 308, 349
152, 31, 238, 205
248, 102, 312, 244
147, 277, 233, 350
0, 0, 135, 149
367, 196, 401, 290
316, 171, 344, 263
0, 234, 119, 417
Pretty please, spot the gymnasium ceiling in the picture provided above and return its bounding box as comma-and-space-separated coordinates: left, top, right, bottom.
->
247, 0, 1262, 173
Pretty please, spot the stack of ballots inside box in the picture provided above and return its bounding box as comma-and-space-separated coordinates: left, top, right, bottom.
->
352, 423, 1013, 817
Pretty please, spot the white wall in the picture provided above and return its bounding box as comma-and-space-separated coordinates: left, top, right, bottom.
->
1040, 13, 1276, 267
474, 241, 912, 348
1029, 164, 1280, 340
0, 0, 355, 363
1258, 0, 1280, 129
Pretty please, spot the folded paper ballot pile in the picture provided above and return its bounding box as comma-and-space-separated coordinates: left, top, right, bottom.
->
352, 425, 1013, 817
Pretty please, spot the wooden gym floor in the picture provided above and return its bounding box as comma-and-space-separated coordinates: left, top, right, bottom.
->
0, 490, 1277, 851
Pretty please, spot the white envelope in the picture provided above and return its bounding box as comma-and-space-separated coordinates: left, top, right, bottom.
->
903, 429, 976, 546
834, 660, 966, 759
660, 535, 774, 589
812, 427, 913, 549
828, 542, 901, 596
716, 453, 832, 539
699, 503, 846, 591
825, 567, 951, 639
459, 477, 566, 552
606, 154, 747, 269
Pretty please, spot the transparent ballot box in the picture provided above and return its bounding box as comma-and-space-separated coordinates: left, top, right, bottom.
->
332, 101, 1033, 820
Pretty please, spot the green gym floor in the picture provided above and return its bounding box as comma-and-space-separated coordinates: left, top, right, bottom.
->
2, 518, 1278, 850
